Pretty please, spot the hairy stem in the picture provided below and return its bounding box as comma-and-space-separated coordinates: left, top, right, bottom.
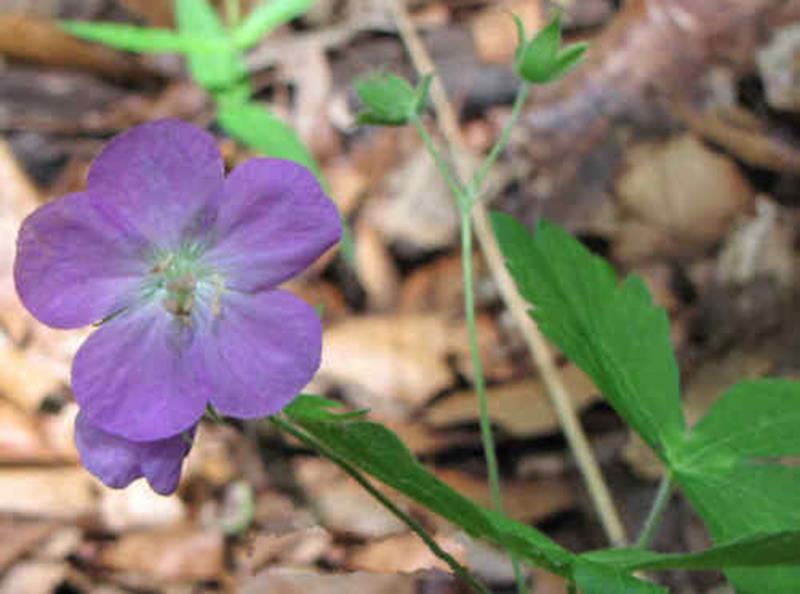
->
467, 82, 531, 201
389, 0, 628, 547
460, 211, 528, 593
411, 115, 466, 203
636, 475, 673, 549
270, 416, 493, 594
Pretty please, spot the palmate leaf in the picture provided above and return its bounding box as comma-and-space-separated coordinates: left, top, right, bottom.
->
583, 531, 800, 571
490, 213, 684, 455
671, 380, 800, 593
175, 0, 246, 90
284, 398, 573, 575
491, 213, 800, 591
572, 560, 667, 594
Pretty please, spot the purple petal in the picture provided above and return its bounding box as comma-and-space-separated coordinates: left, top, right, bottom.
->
75, 410, 194, 495
72, 301, 209, 441
14, 192, 148, 329
203, 290, 321, 418
204, 159, 341, 291
87, 119, 224, 249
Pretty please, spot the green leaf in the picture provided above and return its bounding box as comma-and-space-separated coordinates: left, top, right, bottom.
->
233, 0, 315, 49
551, 42, 588, 81
285, 404, 573, 574
679, 380, 800, 462
583, 531, 800, 571
216, 101, 321, 179
60, 21, 218, 53
175, 0, 245, 90
490, 212, 684, 455
284, 394, 368, 423
355, 72, 431, 126
669, 379, 800, 593
514, 13, 587, 84
572, 560, 667, 594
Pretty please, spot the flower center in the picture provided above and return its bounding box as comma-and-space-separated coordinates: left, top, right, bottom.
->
147, 245, 224, 323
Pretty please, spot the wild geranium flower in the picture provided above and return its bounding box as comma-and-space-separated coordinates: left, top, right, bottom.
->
75, 411, 196, 495
15, 119, 341, 442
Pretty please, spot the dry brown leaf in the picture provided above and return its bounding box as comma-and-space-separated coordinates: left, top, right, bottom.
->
448, 313, 515, 383
39, 403, 80, 463
348, 531, 465, 574
383, 420, 476, 456
354, 218, 400, 311
0, 138, 40, 332
0, 13, 145, 78
324, 159, 369, 218
0, 345, 69, 413
425, 365, 599, 439
431, 469, 574, 525
98, 529, 224, 583
281, 41, 339, 162
622, 433, 664, 480
757, 23, 800, 112
471, 0, 542, 64
318, 314, 454, 417
241, 569, 420, 594
367, 149, 459, 252
252, 490, 316, 534
399, 253, 466, 314
236, 526, 332, 575
0, 400, 50, 464
0, 518, 57, 572
99, 481, 187, 533
0, 560, 68, 594
183, 423, 238, 487
37, 527, 82, 561
0, 468, 95, 519
676, 103, 800, 173
615, 133, 754, 263
120, 0, 174, 26
293, 458, 406, 539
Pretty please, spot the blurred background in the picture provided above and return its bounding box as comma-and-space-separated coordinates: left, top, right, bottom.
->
0, 0, 799, 592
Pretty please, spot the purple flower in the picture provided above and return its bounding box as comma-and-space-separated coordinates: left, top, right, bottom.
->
75, 410, 195, 495
15, 119, 341, 442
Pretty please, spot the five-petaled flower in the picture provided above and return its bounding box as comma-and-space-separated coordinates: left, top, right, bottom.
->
14, 119, 341, 492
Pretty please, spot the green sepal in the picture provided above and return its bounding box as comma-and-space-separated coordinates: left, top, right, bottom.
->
355, 72, 432, 126
514, 12, 587, 84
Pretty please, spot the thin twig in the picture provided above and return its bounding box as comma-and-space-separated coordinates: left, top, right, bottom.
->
388, 0, 628, 547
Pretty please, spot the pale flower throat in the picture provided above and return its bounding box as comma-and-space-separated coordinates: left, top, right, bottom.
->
146, 245, 225, 323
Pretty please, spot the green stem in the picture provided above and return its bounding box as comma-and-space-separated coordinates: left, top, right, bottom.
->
467, 82, 530, 202
411, 115, 467, 205
460, 213, 501, 511
225, 0, 241, 28
460, 212, 527, 594
270, 416, 493, 594
636, 475, 673, 549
